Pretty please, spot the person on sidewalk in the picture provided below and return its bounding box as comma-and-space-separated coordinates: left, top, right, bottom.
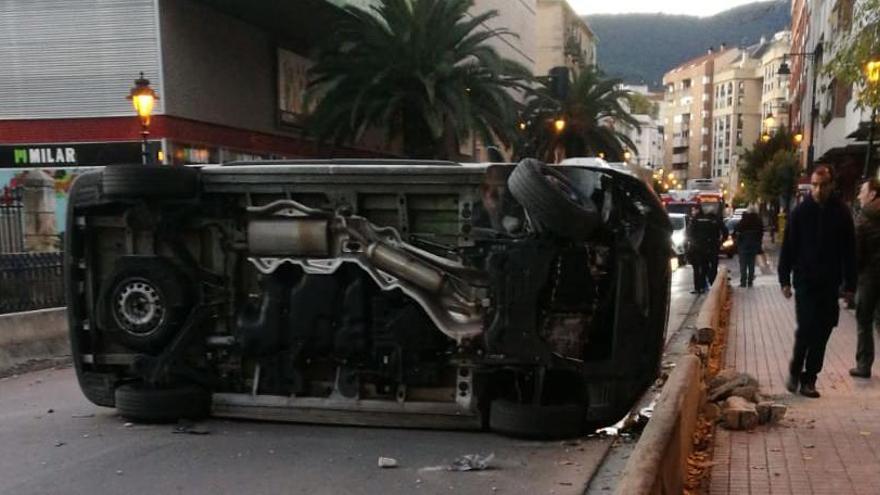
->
779, 165, 857, 398
850, 178, 880, 378
734, 206, 763, 287
687, 204, 726, 293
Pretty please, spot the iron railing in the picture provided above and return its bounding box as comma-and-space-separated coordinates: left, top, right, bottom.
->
0, 198, 25, 253
0, 252, 64, 313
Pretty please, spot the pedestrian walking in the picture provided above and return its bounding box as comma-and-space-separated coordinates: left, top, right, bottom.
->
850, 178, 880, 378
687, 203, 727, 294
779, 166, 857, 398
734, 206, 763, 287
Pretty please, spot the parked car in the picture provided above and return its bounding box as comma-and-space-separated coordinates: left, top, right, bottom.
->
721, 217, 740, 258
64, 159, 672, 438
668, 213, 687, 264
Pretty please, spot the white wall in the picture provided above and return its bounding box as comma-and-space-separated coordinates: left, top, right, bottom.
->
0, 0, 163, 120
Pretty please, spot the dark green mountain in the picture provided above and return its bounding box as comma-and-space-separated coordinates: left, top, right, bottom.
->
584, 1, 790, 89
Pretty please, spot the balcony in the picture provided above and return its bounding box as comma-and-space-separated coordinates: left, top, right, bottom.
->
673, 137, 688, 148
672, 153, 688, 164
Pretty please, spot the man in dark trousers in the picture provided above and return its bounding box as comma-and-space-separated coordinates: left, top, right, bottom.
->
734, 206, 763, 287
687, 203, 727, 293
779, 166, 857, 397
849, 178, 880, 378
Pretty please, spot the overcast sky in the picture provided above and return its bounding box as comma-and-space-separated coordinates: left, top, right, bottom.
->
570, 0, 762, 17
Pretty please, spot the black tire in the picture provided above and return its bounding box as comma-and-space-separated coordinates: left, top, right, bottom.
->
97, 257, 193, 353
68, 171, 104, 208
115, 382, 211, 422
489, 400, 586, 439
102, 165, 198, 199
507, 158, 599, 240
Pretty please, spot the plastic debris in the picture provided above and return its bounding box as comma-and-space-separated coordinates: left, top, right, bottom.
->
172, 423, 210, 435
447, 453, 494, 471
378, 457, 398, 468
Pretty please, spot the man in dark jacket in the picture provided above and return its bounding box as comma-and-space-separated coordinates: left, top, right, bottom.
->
849, 178, 880, 378
734, 207, 763, 288
687, 204, 727, 293
779, 166, 857, 397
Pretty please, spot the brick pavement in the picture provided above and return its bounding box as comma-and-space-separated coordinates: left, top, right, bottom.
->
709, 254, 880, 495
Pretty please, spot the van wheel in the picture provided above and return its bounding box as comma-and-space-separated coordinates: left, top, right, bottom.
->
98, 257, 192, 353
115, 382, 210, 423
508, 159, 599, 241
102, 165, 198, 199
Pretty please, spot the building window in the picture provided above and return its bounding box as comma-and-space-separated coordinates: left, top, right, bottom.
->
683, 79, 692, 89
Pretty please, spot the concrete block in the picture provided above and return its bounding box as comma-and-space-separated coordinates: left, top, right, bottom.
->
722, 396, 758, 430
756, 401, 772, 424
770, 403, 787, 423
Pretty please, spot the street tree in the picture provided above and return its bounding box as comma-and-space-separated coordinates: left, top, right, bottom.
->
757, 150, 799, 212
824, 0, 880, 111
305, 0, 532, 159
514, 66, 639, 162
738, 126, 796, 202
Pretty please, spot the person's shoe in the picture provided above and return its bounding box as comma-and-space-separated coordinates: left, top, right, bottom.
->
799, 382, 820, 398
739, 281, 746, 288
849, 368, 871, 378
785, 373, 799, 394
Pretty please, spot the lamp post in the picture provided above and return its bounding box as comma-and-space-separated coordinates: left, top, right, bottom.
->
127, 73, 159, 165
863, 59, 880, 179
778, 45, 822, 174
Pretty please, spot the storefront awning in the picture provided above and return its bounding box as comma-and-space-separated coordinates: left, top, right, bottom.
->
846, 121, 879, 141
817, 143, 867, 164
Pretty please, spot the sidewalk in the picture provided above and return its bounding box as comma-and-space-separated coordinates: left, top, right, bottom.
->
709, 255, 880, 495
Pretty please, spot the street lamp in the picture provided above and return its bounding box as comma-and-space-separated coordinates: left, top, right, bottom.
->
127, 72, 159, 165
864, 58, 880, 179
778, 46, 823, 174
553, 118, 566, 133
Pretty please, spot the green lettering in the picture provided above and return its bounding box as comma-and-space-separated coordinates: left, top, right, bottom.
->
13, 149, 27, 164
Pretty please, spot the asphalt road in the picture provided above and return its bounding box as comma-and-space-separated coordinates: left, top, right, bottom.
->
0, 261, 697, 495
0, 369, 613, 495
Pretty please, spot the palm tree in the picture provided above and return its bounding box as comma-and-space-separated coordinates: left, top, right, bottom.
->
515, 67, 640, 162
305, 0, 532, 159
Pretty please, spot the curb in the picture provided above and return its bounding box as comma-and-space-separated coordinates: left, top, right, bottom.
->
615, 266, 729, 495
0, 307, 70, 373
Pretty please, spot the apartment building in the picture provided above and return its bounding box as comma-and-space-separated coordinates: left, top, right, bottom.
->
620, 85, 664, 169
662, 48, 739, 182
710, 32, 790, 188
759, 32, 792, 133
535, 0, 597, 76
711, 52, 762, 182
789, 0, 872, 197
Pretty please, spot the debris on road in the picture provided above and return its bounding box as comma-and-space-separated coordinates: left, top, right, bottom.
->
54, 441, 65, 447
447, 453, 494, 471
172, 422, 211, 435
71, 413, 95, 419
378, 457, 398, 468
707, 370, 787, 430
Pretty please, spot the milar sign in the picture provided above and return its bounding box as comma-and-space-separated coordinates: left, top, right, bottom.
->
14, 147, 77, 165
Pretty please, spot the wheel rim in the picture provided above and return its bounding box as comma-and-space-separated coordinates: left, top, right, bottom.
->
113, 278, 166, 337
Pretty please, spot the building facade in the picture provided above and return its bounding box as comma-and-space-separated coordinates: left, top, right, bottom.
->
0, 0, 541, 241
661, 48, 738, 183
711, 52, 762, 182
790, 0, 872, 198
620, 85, 664, 169
535, 0, 596, 77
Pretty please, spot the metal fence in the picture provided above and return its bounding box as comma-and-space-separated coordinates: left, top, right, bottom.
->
0, 198, 25, 253
0, 252, 65, 313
